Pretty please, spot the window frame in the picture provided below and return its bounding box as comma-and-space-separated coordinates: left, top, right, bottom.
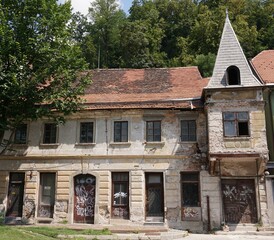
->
223, 112, 250, 137
181, 172, 200, 208
181, 120, 197, 142
79, 122, 94, 144
14, 123, 28, 144
43, 123, 58, 144
146, 120, 161, 142
114, 121, 128, 143
111, 172, 129, 219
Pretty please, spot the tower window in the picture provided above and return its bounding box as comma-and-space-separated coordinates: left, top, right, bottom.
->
227, 66, 240, 85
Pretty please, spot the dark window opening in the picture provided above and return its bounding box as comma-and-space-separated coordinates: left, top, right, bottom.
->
223, 112, 249, 137
146, 121, 161, 142
227, 66, 240, 85
112, 172, 129, 219
80, 122, 94, 143
14, 124, 27, 144
114, 121, 128, 142
181, 120, 196, 141
43, 123, 57, 144
181, 172, 200, 207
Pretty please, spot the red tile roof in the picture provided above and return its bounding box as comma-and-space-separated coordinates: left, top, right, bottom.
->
252, 50, 274, 84
82, 67, 208, 110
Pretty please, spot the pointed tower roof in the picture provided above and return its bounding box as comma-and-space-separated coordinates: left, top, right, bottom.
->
206, 13, 261, 88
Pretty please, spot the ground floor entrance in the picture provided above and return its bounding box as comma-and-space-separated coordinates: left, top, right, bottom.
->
6, 172, 25, 218
74, 174, 96, 224
221, 179, 257, 224
145, 172, 164, 222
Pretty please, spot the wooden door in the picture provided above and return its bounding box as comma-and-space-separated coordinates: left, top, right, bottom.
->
74, 174, 96, 224
6, 173, 25, 217
222, 179, 257, 224
145, 173, 164, 222
38, 173, 56, 218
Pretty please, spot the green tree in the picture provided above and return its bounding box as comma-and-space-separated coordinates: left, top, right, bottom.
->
89, 0, 127, 68
0, 0, 89, 152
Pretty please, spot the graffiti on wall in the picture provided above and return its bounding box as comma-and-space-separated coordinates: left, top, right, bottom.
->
182, 207, 201, 221
223, 184, 253, 203
74, 175, 96, 223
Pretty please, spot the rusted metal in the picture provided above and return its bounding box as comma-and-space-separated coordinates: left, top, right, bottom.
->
221, 179, 257, 224
207, 196, 211, 232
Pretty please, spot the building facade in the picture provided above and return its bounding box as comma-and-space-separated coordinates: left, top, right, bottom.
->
0, 15, 272, 232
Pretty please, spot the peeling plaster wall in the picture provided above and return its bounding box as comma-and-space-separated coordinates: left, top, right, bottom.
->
207, 89, 267, 155
0, 109, 209, 232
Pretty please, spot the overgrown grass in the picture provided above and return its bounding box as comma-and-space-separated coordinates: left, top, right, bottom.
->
0, 225, 111, 239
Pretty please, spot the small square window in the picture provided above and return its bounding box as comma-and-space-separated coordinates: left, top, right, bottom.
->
181, 120, 196, 141
80, 122, 94, 143
14, 124, 27, 144
146, 121, 161, 142
223, 112, 249, 137
114, 121, 128, 142
43, 123, 57, 144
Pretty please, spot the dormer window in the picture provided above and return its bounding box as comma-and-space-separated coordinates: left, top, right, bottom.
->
226, 66, 240, 85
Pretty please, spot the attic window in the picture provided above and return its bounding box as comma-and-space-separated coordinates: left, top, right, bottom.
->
226, 66, 240, 85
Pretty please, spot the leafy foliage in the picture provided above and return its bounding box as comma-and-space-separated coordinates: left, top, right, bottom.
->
0, 0, 89, 148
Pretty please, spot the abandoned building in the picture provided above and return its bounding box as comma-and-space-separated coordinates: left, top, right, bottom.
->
0, 14, 273, 232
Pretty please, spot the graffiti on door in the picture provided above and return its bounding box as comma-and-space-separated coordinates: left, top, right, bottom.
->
74, 174, 96, 223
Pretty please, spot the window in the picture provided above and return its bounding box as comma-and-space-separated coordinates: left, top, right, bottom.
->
181, 172, 200, 207
227, 66, 240, 85
112, 172, 129, 219
146, 121, 161, 142
114, 121, 128, 142
80, 122, 94, 143
223, 112, 249, 137
181, 120, 196, 141
43, 123, 57, 144
14, 124, 27, 144
38, 173, 56, 218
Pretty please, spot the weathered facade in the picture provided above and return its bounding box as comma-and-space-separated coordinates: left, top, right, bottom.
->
0, 14, 272, 233
0, 67, 212, 232
205, 15, 269, 229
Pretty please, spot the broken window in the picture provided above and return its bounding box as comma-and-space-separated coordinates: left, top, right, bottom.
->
146, 120, 161, 142
14, 124, 27, 144
43, 123, 57, 144
181, 120, 196, 141
114, 121, 128, 142
112, 172, 129, 219
80, 122, 94, 143
181, 172, 200, 207
223, 112, 249, 137
227, 66, 240, 85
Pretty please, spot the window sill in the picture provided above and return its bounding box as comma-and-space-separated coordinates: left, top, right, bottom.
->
75, 143, 96, 147
179, 141, 197, 144
224, 136, 250, 140
109, 142, 131, 147
11, 143, 29, 147
39, 143, 59, 148
144, 141, 165, 146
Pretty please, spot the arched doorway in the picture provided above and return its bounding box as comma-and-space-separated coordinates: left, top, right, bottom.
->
74, 174, 96, 224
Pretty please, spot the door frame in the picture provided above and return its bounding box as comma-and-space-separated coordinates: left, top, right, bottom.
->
6, 172, 25, 218
145, 172, 164, 222
221, 178, 258, 224
73, 173, 96, 224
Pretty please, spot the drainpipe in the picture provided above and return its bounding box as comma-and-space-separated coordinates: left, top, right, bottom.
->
207, 195, 211, 232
